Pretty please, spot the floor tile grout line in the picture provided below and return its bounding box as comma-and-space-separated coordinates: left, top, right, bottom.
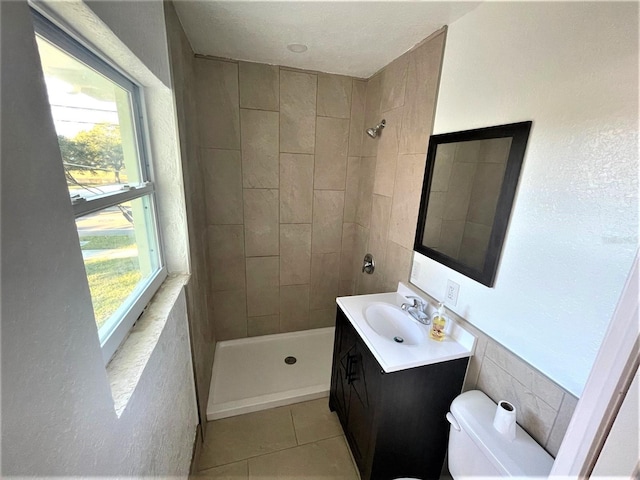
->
197, 434, 350, 472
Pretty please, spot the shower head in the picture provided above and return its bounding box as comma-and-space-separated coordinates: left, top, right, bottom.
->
366, 119, 386, 138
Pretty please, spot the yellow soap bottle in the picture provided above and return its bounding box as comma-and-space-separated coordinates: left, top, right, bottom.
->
430, 302, 447, 341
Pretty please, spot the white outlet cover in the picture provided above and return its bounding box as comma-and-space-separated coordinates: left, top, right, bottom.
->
446, 280, 460, 307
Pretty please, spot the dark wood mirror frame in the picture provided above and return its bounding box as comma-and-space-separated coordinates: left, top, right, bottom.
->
414, 121, 532, 287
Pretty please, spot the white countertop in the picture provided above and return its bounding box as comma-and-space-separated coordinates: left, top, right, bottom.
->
336, 283, 476, 373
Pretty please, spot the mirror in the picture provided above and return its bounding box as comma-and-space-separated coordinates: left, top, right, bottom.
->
414, 121, 532, 287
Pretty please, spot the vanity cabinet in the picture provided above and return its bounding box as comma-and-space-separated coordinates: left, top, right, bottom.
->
329, 307, 468, 480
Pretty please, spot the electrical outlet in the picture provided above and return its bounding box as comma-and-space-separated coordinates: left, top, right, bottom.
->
446, 280, 459, 306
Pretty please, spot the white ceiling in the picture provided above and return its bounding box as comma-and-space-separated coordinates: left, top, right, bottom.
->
174, 1, 481, 78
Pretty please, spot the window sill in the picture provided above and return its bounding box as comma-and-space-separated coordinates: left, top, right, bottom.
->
106, 273, 189, 417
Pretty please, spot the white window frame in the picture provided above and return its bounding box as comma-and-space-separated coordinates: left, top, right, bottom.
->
32, 9, 167, 364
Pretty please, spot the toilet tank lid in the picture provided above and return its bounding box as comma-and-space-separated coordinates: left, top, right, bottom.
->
450, 390, 554, 477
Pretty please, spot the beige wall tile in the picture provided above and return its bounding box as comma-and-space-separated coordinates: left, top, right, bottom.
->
280, 153, 314, 223
240, 109, 279, 188
244, 189, 279, 257
388, 153, 427, 249
245, 256, 280, 317
341, 222, 357, 253
310, 253, 340, 310
195, 58, 240, 150
545, 393, 578, 456
280, 224, 311, 285
314, 117, 349, 190
202, 148, 243, 225
362, 74, 382, 157
373, 107, 403, 197
430, 143, 456, 192
348, 80, 367, 156
317, 74, 352, 119
354, 156, 376, 228
239, 61, 279, 111
201, 406, 296, 469
380, 52, 409, 112
247, 315, 280, 337
280, 70, 317, 154
208, 225, 246, 292
280, 284, 310, 332
467, 162, 506, 226
438, 220, 465, 259
399, 32, 445, 154
309, 308, 336, 328
339, 252, 356, 296
443, 162, 477, 221
383, 241, 412, 292
477, 357, 557, 447
343, 157, 361, 223
479, 136, 512, 163
368, 194, 392, 269
312, 190, 345, 253
458, 222, 491, 271
211, 289, 247, 341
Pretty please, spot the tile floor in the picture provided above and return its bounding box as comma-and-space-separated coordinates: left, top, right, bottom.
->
194, 398, 359, 479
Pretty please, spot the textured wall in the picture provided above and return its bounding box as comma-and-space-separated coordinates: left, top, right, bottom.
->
194, 58, 367, 339
164, 2, 215, 438
1, 2, 197, 474
411, 1, 639, 396
348, 29, 446, 295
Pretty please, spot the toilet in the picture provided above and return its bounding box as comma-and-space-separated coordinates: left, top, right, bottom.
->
396, 390, 554, 479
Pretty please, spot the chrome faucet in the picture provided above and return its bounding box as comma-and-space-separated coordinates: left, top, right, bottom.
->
401, 296, 430, 325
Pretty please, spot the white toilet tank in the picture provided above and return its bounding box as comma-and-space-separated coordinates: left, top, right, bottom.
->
447, 390, 554, 478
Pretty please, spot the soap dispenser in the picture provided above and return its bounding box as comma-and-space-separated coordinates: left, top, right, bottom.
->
430, 302, 447, 341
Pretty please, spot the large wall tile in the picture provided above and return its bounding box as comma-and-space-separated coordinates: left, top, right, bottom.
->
309, 308, 335, 329
354, 156, 376, 228
280, 153, 314, 223
348, 80, 366, 156
212, 289, 247, 340
202, 148, 243, 225
241, 109, 279, 188
373, 107, 403, 197
280, 224, 311, 285
246, 256, 280, 317
195, 58, 240, 149
388, 154, 427, 249
380, 52, 409, 112
280, 70, 317, 154
310, 253, 340, 310
248, 314, 280, 337
467, 162, 506, 226
399, 31, 445, 154
208, 225, 246, 291
362, 74, 382, 157
545, 393, 578, 457
343, 157, 361, 223
239, 62, 279, 111
442, 162, 477, 221
317, 74, 352, 119
280, 285, 310, 332
312, 190, 345, 253
314, 117, 349, 190
244, 189, 279, 257
382, 241, 412, 292
477, 357, 557, 447
368, 194, 392, 269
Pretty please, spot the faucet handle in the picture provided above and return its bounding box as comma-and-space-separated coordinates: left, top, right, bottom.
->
404, 295, 426, 311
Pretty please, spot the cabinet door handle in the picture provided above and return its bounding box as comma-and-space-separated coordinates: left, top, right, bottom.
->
347, 355, 357, 384
345, 355, 352, 380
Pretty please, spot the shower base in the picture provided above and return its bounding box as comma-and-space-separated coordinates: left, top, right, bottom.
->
206, 327, 335, 421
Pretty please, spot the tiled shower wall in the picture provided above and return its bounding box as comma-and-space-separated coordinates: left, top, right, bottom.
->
346, 29, 448, 295
165, 3, 215, 435
194, 58, 367, 340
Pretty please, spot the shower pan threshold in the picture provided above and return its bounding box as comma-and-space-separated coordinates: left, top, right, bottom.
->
206, 327, 335, 421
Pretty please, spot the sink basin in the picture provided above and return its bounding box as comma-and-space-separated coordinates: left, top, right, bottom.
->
363, 303, 425, 345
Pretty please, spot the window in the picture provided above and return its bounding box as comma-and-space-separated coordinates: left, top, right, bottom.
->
33, 10, 166, 364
